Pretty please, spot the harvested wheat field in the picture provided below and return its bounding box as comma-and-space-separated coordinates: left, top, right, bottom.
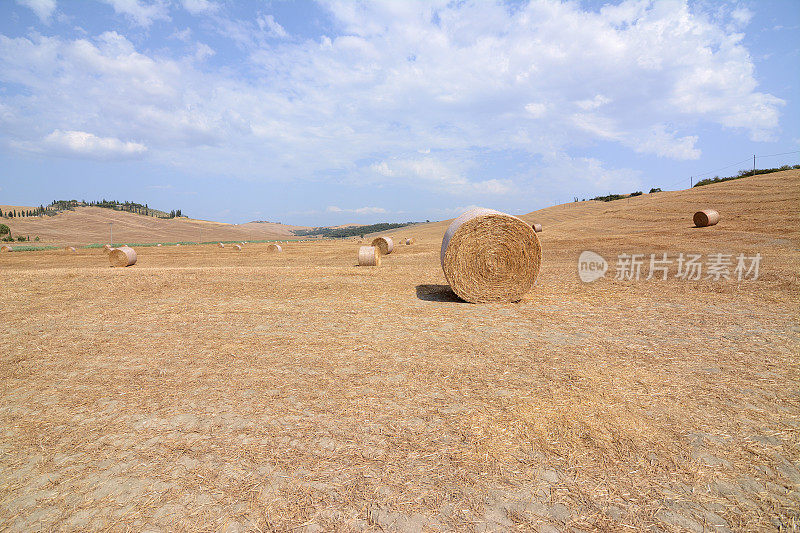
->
1, 170, 799, 532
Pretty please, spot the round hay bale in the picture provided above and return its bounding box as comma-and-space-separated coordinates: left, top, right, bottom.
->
102, 244, 113, 254
233, 244, 242, 251
405, 238, 416, 245
267, 244, 282, 253
358, 246, 381, 266
693, 209, 720, 227
64, 246, 76, 253
157, 243, 162, 247
109, 247, 137, 267
218, 242, 225, 248
371, 236, 394, 255
440, 207, 541, 303
532, 223, 542, 233
1, 245, 12, 252
175, 243, 181, 247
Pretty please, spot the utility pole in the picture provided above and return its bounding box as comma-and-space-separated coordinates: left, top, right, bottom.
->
753, 155, 756, 176
690, 176, 692, 188
109, 222, 113, 246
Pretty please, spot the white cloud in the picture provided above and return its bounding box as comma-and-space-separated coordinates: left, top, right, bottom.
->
257, 14, 288, 38
39, 130, 147, 159
0, 1, 784, 194
98, 0, 169, 27
181, 0, 217, 16
16, 0, 56, 23
326, 206, 387, 215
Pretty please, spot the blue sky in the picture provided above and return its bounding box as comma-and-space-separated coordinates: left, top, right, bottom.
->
1, 0, 798, 226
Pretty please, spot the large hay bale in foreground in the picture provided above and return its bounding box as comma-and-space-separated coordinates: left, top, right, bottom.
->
358, 246, 381, 266
532, 223, 542, 233
441, 207, 541, 303
109, 247, 137, 267
267, 244, 282, 253
693, 209, 720, 227
371, 236, 393, 255
1, 245, 12, 252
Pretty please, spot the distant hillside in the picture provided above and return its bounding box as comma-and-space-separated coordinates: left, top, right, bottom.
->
2, 206, 306, 245
294, 221, 419, 238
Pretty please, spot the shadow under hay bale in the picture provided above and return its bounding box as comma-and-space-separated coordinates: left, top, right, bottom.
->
693, 209, 720, 227
415, 284, 465, 303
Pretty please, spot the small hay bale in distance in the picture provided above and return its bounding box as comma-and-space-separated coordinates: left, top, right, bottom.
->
358, 245, 381, 266
1, 245, 12, 252
267, 244, 282, 253
441, 207, 542, 304
371, 236, 394, 255
233, 244, 242, 250
218, 242, 225, 248
157, 243, 162, 247
532, 223, 542, 233
405, 238, 416, 245
109, 247, 137, 267
64, 246, 76, 253
693, 209, 720, 227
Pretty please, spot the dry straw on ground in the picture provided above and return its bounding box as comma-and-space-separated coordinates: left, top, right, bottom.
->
441, 207, 542, 303
267, 244, 283, 253
0, 245, 11, 252
532, 222, 543, 233
357, 245, 381, 266
109, 247, 137, 267
694, 209, 720, 227
371, 236, 393, 255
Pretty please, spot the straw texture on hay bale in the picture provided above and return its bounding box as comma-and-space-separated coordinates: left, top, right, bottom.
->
532, 223, 543, 233
109, 247, 137, 267
371, 236, 394, 255
267, 244, 283, 253
693, 209, 720, 227
1, 245, 11, 252
405, 238, 416, 245
441, 207, 542, 303
358, 246, 381, 266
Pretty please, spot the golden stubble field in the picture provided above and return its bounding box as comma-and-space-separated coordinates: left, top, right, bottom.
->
1, 170, 799, 532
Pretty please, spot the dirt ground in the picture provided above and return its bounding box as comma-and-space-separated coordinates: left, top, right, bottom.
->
1, 171, 799, 532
